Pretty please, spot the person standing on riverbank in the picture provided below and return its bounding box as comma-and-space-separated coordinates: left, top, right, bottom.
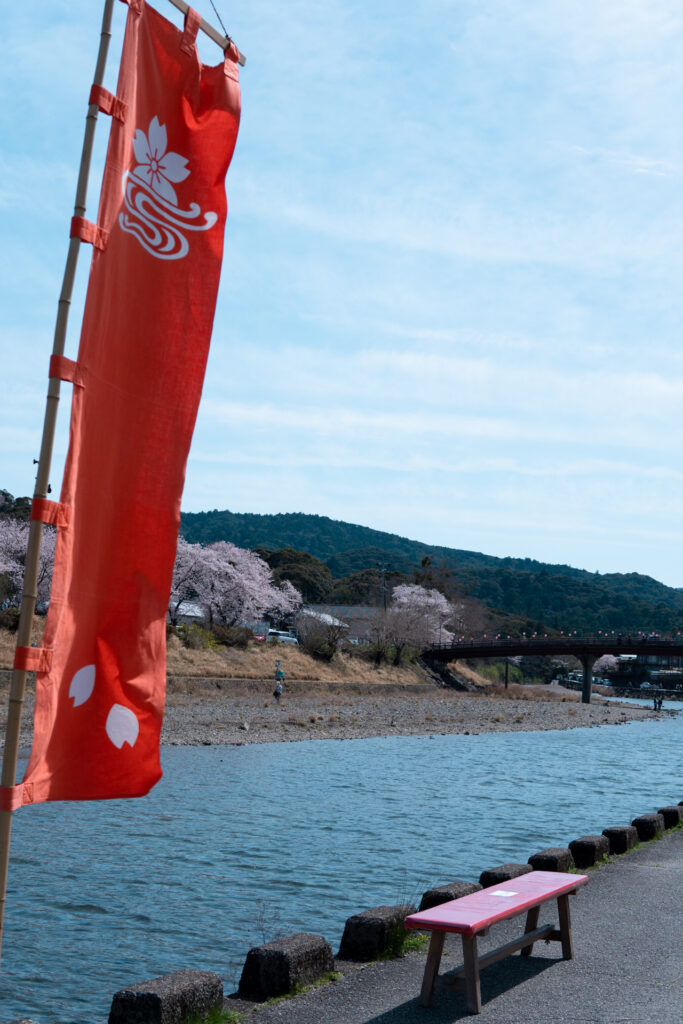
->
274, 660, 285, 703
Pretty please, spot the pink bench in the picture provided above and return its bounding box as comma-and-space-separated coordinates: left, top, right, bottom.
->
404, 870, 588, 1014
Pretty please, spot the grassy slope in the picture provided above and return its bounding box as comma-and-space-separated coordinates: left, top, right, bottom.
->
0, 624, 432, 687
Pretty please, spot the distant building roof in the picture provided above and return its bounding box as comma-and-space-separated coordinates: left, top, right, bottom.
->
306, 604, 383, 638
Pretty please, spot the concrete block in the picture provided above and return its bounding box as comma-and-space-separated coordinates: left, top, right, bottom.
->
528, 848, 574, 872
602, 825, 638, 855
238, 932, 334, 1000
109, 969, 222, 1024
419, 881, 482, 911
478, 863, 532, 889
568, 835, 610, 868
631, 813, 665, 841
657, 805, 682, 829
338, 904, 415, 961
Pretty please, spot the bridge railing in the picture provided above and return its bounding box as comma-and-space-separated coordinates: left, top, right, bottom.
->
426, 635, 683, 653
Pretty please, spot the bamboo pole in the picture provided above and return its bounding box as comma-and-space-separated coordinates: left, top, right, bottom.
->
0, 0, 117, 970
0, 0, 244, 973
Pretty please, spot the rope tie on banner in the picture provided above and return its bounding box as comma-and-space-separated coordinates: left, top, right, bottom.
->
49, 355, 85, 388
88, 84, 128, 123
119, 0, 143, 13
13, 647, 53, 674
70, 216, 108, 251
206, 0, 241, 67
30, 498, 70, 529
180, 7, 201, 55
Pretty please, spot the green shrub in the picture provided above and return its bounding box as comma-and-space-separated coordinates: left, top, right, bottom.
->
359, 641, 391, 666
182, 1008, 242, 1024
300, 633, 337, 662
0, 607, 20, 632
211, 625, 252, 649
177, 624, 217, 650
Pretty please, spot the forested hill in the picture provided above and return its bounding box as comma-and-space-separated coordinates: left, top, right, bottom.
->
180, 509, 683, 632
180, 509, 496, 573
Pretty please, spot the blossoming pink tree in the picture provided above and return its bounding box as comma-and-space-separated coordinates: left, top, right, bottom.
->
168, 536, 206, 624
593, 653, 619, 676
385, 583, 455, 664
0, 520, 301, 629
170, 538, 301, 626
0, 518, 56, 605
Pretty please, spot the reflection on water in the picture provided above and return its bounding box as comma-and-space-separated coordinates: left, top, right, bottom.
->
0, 713, 680, 1023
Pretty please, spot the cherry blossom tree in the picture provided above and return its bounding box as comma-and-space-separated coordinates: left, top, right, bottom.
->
594, 653, 619, 676
385, 584, 455, 664
170, 538, 301, 626
169, 536, 206, 624
0, 518, 56, 604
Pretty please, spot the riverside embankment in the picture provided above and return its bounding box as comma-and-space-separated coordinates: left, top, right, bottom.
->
232, 826, 683, 1024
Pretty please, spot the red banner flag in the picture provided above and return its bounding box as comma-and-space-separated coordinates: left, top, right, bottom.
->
15, 1, 240, 804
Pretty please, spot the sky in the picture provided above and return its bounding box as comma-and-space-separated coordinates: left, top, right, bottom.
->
2, 1, 683, 587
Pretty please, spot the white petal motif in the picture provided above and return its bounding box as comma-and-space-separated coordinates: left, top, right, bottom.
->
69, 664, 96, 707
133, 164, 155, 188
159, 151, 190, 183
153, 176, 178, 205
147, 116, 167, 159
106, 704, 140, 749
133, 129, 151, 165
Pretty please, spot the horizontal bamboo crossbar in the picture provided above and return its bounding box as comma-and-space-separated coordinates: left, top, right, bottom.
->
165, 0, 246, 64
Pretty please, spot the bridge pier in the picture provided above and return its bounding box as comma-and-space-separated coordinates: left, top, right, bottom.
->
580, 655, 595, 704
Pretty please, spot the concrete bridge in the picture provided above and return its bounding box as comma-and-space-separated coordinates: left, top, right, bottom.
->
423, 635, 683, 704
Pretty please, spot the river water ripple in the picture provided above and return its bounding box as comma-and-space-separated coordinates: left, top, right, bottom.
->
0, 710, 680, 1023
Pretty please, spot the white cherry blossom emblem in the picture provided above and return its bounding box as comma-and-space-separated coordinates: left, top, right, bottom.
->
132, 116, 190, 205
119, 115, 217, 260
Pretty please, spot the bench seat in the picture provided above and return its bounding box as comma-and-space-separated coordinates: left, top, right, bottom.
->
404, 870, 588, 1014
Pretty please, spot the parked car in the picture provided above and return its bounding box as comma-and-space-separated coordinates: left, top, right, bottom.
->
267, 630, 298, 645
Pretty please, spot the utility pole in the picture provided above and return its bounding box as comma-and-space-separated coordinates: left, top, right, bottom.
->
377, 561, 387, 611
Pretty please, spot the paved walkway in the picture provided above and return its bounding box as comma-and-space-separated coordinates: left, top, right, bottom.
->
231, 828, 682, 1024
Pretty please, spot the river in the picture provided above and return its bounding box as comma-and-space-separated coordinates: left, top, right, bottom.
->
0, 709, 680, 1023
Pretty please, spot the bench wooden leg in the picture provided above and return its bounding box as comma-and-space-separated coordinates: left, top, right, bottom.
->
557, 893, 573, 960
419, 931, 445, 1007
521, 905, 540, 957
462, 934, 482, 1014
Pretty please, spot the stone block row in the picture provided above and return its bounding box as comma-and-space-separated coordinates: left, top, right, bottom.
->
94, 794, 682, 1019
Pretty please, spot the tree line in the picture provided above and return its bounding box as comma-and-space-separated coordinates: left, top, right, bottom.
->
0, 500, 458, 667
181, 508, 683, 634
4, 491, 682, 637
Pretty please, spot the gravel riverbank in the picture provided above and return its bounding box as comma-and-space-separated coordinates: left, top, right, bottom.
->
0, 674, 668, 752
160, 677, 665, 746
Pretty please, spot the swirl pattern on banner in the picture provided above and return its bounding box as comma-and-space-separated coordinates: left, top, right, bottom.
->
119, 171, 217, 260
